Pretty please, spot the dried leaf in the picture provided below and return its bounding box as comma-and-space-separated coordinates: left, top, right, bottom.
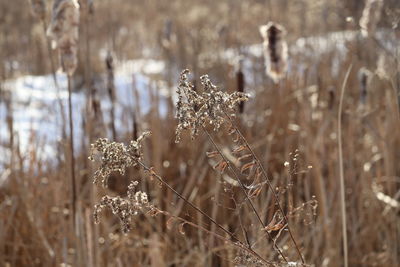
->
264, 211, 285, 233
250, 186, 263, 198
178, 223, 186, 235
227, 125, 236, 135
214, 160, 228, 173
206, 151, 219, 158
145, 167, 157, 181
232, 145, 246, 154
238, 154, 252, 161
166, 217, 175, 230
255, 167, 262, 180
264, 222, 285, 233
241, 161, 256, 173
233, 133, 240, 143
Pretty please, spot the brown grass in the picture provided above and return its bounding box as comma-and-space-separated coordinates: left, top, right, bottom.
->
0, 0, 399, 266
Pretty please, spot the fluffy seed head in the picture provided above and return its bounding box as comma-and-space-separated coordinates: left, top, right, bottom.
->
175, 69, 248, 142
89, 131, 151, 187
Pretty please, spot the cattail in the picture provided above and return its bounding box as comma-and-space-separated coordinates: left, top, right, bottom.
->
236, 62, 245, 114
259, 22, 288, 83
30, 0, 46, 21
359, 0, 384, 37
47, 0, 80, 76
106, 51, 117, 141
358, 67, 372, 104
328, 86, 335, 110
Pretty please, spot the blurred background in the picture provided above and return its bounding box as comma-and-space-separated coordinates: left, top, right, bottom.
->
0, 0, 399, 266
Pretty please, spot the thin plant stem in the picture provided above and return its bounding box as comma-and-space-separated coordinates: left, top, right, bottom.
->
157, 210, 274, 266
68, 75, 77, 233
203, 126, 288, 263
137, 160, 239, 243
137, 160, 278, 265
338, 64, 352, 267
41, 20, 67, 140
222, 110, 305, 265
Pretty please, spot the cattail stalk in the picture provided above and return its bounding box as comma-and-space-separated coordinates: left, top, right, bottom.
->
259, 22, 288, 83
47, 0, 80, 233
29, 0, 67, 139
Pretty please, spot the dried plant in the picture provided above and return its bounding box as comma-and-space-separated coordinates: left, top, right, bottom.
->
175, 69, 248, 142
93, 180, 155, 234
89, 131, 151, 187
259, 22, 288, 83
175, 70, 306, 265
89, 131, 274, 265
47, 0, 80, 75
359, 0, 384, 37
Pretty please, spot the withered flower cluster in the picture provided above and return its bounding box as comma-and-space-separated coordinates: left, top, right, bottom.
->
175, 69, 248, 142
93, 181, 154, 234
90, 132, 154, 233
89, 131, 151, 186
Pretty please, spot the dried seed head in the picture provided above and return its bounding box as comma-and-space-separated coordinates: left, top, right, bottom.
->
175, 69, 248, 142
359, 0, 384, 37
30, 0, 46, 20
89, 131, 151, 187
94, 180, 154, 234
47, 0, 80, 75
259, 22, 288, 83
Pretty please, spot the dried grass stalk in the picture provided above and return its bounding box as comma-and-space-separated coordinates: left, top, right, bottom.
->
259, 22, 288, 83
47, 0, 80, 76
359, 0, 384, 37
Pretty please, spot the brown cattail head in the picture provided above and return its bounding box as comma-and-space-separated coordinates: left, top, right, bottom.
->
30, 0, 46, 21
47, 0, 80, 76
259, 22, 288, 83
359, 0, 384, 37
358, 67, 372, 105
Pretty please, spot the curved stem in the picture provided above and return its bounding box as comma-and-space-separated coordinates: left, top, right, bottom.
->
203, 127, 288, 263
158, 210, 274, 266
338, 65, 352, 267
137, 161, 239, 243
223, 111, 305, 264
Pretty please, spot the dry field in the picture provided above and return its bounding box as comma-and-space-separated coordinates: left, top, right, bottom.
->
0, 0, 399, 266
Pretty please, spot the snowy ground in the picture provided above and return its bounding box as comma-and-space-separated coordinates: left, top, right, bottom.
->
0, 59, 167, 171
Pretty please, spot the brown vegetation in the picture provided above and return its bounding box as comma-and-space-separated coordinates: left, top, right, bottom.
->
0, 0, 399, 266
